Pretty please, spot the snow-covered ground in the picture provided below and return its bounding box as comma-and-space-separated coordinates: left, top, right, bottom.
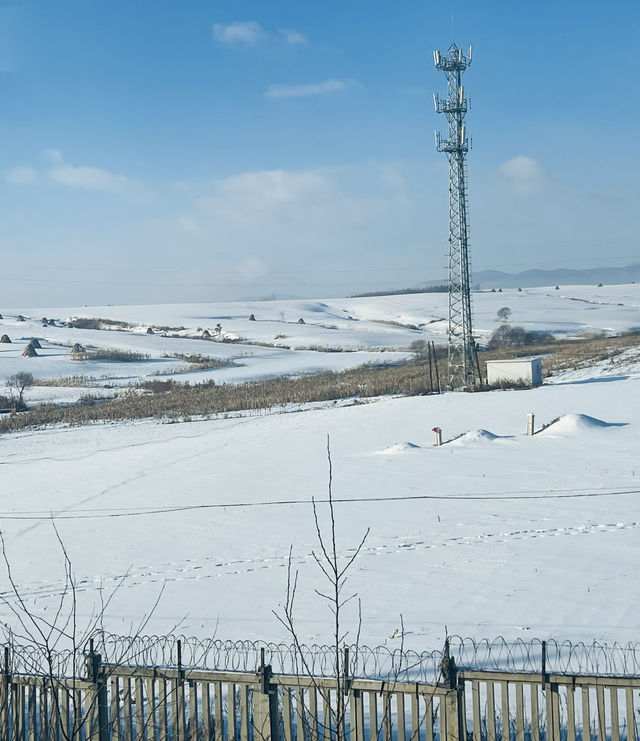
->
0, 284, 639, 652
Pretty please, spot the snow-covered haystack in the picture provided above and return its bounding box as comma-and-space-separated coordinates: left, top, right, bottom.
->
70, 343, 85, 354
0, 334, 10, 343
22, 341, 38, 357
450, 429, 500, 445
378, 441, 421, 454
539, 413, 624, 435
30, 338, 42, 349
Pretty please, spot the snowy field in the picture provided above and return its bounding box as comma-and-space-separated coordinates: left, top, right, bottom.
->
0, 284, 639, 652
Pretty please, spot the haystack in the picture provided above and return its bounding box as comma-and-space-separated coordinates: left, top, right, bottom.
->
0, 313, 3, 319
16, 315, 26, 322
146, 327, 155, 334
30, 338, 42, 349
22, 341, 38, 357
202, 329, 211, 339
71, 343, 85, 354
297, 317, 305, 324
0, 334, 10, 344
249, 314, 256, 321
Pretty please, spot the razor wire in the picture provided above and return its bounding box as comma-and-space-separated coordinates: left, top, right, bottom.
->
4, 633, 640, 680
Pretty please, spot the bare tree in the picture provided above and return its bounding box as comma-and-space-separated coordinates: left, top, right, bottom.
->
274, 437, 369, 741
6, 372, 34, 410
410, 339, 429, 360
496, 306, 512, 323
0, 522, 168, 741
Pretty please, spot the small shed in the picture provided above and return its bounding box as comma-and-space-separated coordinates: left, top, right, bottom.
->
486, 357, 542, 387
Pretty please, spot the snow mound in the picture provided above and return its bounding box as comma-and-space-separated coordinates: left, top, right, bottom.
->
450, 429, 500, 445
378, 442, 421, 454
540, 413, 623, 435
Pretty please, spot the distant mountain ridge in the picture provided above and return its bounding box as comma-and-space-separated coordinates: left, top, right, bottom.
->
471, 263, 640, 289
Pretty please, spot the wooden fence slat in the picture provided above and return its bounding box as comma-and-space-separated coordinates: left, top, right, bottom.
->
227, 685, 236, 741
566, 684, 576, 741
322, 689, 331, 741
515, 684, 524, 741
49, 684, 60, 741
189, 682, 198, 741
39, 686, 49, 741
530, 684, 539, 741
201, 683, 211, 741
27, 686, 36, 741
470, 682, 479, 741
425, 695, 434, 741
596, 686, 606, 741
16, 685, 25, 741
146, 679, 156, 741
582, 687, 591, 741
625, 689, 635, 741
307, 686, 318, 741
61, 686, 70, 741
552, 685, 561, 741
500, 682, 509, 741
383, 693, 392, 741
110, 678, 120, 741
136, 677, 145, 741
213, 682, 223, 741
486, 683, 496, 741
282, 688, 293, 741
239, 685, 249, 741
73, 689, 83, 741
0, 678, 7, 741
397, 693, 406, 741
369, 692, 378, 741
545, 686, 553, 741
611, 688, 620, 741
123, 679, 133, 741
158, 680, 168, 741
410, 692, 419, 741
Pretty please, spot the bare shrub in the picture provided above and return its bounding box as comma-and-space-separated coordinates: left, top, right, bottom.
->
71, 349, 149, 362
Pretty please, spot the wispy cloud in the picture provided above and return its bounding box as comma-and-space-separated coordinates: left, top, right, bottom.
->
498, 155, 551, 195
4, 165, 38, 184
212, 21, 265, 45
212, 21, 307, 47
278, 28, 307, 45
44, 149, 142, 196
264, 78, 359, 100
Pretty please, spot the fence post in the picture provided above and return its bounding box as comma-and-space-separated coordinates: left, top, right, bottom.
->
86, 642, 109, 741
441, 645, 464, 741
255, 650, 279, 741
0, 646, 9, 741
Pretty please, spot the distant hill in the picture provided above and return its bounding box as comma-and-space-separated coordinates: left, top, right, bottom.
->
471, 263, 640, 289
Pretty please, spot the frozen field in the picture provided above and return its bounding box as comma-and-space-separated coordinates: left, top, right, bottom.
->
0, 284, 639, 651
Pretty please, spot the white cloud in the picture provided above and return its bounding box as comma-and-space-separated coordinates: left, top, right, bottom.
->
278, 28, 307, 45
4, 165, 38, 185
43, 149, 142, 196
497, 155, 550, 195
178, 217, 198, 233
264, 78, 359, 100
212, 21, 265, 45
212, 21, 307, 47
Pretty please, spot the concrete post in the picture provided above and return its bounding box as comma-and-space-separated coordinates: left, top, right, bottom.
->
527, 413, 535, 436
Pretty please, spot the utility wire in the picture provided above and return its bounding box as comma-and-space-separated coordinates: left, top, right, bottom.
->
0, 486, 638, 521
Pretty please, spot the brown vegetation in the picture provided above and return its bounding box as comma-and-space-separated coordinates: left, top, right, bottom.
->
1, 332, 638, 435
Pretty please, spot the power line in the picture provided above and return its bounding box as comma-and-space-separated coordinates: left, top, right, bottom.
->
0, 486, 638, 521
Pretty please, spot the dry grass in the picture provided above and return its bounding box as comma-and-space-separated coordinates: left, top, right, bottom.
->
32, 375, 100, 388
1, 332, 638, 435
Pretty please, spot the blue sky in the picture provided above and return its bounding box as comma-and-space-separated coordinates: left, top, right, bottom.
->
1, 0, 639, 306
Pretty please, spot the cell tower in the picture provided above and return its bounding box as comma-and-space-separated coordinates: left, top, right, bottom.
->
434, 43, 477, 389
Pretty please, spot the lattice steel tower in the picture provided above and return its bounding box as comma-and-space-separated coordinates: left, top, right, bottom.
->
434, 43, 477, 389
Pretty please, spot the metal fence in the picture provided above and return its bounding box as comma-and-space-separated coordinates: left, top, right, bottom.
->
2, 634, 640, 741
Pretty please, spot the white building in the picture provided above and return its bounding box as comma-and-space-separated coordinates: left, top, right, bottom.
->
485, 357, 543, 387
